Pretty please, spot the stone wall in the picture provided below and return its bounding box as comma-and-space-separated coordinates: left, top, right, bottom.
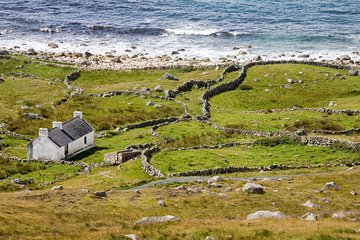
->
141, 146, 164, 178
103, 149, 141, 165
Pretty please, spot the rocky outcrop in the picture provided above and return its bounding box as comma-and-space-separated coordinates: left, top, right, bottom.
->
134, 215, 179, 225
247, 211, 285, 220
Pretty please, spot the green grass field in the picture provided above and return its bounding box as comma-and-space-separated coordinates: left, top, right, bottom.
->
1, 55, 360, 239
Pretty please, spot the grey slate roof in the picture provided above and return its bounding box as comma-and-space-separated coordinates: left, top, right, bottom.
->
48, 117, 93, 147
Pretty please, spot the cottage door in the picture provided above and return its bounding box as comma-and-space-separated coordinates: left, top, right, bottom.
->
65, 144, 69, 156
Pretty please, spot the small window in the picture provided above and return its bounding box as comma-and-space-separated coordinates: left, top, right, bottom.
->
84, 136, 87, 145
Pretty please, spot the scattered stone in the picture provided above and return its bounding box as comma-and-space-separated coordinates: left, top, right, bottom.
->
172, 185, 186, 190
253, 78, 260, 82
154, 85, 163, 92
51, 185, 63, 191
84, 51, 93, 58
0, 50, 9, 55
334, 72, 342, 77
301, 212, 318, 221
349, 69, 359, 76
328, 101, 336, 107
165, 89, 176, 98
247, 210, 285, 220
124, 234, 138, 240
253, 55, 262, 61
242, 183, 265, 194
332, 211, 353, 219
341, 55, 351, 61
146, 101, 154, 106
171, 51, 179, 55
302, 200, 320, 209
350, 191, 358, 196
134, 215, 179, 225
48, 43, 59, 49
207, 176, 224, 184
26, 48, 37, 55
201, 72, 210, 76
22, 112, 41, 120
323, 182, 340, 190
0, 78, 5, 83
158, 200, 167, 207
238, 50, 247, 55
298, 54, 310, 58
94, 191, 107, 198
287, 78, 295, 84
205, 237, 215, 240
320, 198, 330, 204
154, 104, 162, 108
161, 73, 178, 81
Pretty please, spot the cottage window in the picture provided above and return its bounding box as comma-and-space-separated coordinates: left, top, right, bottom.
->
84, 136, 87, 145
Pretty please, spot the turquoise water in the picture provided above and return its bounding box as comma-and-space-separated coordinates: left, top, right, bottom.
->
0, 0, 359, 60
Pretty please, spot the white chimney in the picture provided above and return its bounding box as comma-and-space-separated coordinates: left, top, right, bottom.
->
52, 121, 62, 130
73, 111, 83, 119
39, 128, 48, 137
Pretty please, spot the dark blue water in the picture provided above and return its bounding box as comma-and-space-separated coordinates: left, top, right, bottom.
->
0, 0, 359, 60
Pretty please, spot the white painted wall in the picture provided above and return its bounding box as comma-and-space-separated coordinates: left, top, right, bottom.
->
67, 131, 95, 156
30, 136, 64, 161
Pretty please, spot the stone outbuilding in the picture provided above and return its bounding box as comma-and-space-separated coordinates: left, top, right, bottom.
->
27, 111, 95, 161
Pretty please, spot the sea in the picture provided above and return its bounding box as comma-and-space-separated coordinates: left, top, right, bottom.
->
0, 0, 359, 61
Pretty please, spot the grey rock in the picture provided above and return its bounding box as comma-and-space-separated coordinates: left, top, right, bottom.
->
161, 73, 179, 81
94, 191, 107, 198
350, 191, 357, 195
332, 211, 354, 219
124, 234, 138, 240
154, 104, 162, 108
158, 200, 167, 207
154, 85, 163, 92
171, 51, 179, 55
51, 185, 63, 191
341, 55, 351, 61
242, 183, 265, 194
48, 43, 59, 49
328, 101, 336, 107
146, 101, 154, 106
324, 182, 340, 190
287, 78, 295, 84
0, 50, 9, 55
0, 78, 5, 83
165, 89, 176, 98
134, 215, 179, 225
247, 210, 285, 220
22, 112, 41, 120
253, 55, 262, 61
84, 51, 93, 57
301, 212, 318, 221
205, 237, 215, 240
207, 175, 224, 184
298, 54, 310, 58
349, 69, 359, 76
27, 48, 37, 55
302, 200, 320, 209
334, 72, 342, 77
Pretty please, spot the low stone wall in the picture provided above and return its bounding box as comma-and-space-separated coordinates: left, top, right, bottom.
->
0, 130, 31, 141
123, 117, 179, 131
103, 149, 141, 165
311, 128, 360, 135
243, 107, 360, 116
169, 161, 360, 177
141, 146, 164, 178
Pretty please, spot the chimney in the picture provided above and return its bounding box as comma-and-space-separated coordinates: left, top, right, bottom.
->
39, 128, 48, 137
73, 111, 82, 119
52, 121, 63, 130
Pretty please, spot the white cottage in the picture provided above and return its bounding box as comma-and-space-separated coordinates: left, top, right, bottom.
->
27, 111, 95, 161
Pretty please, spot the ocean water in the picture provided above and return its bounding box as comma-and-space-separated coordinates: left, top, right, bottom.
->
0, 0, 359, 61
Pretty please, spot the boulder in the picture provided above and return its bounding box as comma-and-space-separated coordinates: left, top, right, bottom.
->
341, 55, 351, 61
146, 101, 154, 106
247, 210, 285, 220
22, 112, 41, 120
298, 54, 310, 58
207, 175, 224, 184
301, 212, 317, 221
242, 183, 265, 194
94, 191, 107, 198
154, 104, 162, 108
158, 200, 167, 207
349, 69, 359, 76
84, 51, 93, 58
154, 85, 163, 92
134, 215, 179, 225
323, 182, 340, 190
253, 55, 262, 61
124, 234, 138, 240
48, 43, 59, 49
51, 185, 63, 191
161, 73, 178, 81
287, 78, 295, 84
171, 51, 179, 55
27, 49, 37, 55
0, 50, 9, 55
328, 101, 336, 107
301, 200, 320, 209
332, 211, 354, 219
0, 78, 5, 83
165, 90, 176, 99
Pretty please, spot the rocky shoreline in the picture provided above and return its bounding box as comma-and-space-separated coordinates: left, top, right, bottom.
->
1, 47, 360, 70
